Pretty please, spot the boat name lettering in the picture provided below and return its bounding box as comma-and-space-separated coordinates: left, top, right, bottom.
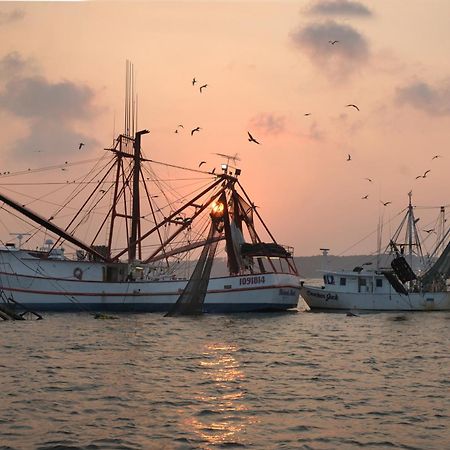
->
239, 275, 265, 286
306, 290, 338, 301
279, 288, 297, 296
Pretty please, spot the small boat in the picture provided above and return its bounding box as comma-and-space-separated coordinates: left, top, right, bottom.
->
300, 193, 450, 312
0, 66, 300, 314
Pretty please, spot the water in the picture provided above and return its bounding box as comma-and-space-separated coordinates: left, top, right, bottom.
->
1, 310, 449, 450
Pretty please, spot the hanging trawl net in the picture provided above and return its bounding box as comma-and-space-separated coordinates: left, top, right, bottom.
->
165, 219, 221, 316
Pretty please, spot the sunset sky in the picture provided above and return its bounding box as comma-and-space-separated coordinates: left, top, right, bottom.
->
0, 0, 449, 257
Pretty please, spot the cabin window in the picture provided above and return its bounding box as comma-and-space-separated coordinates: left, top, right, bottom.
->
323, 275, 335, 285
340, 277, 346, 286
359, 278, 367, 286
376, 278, 383, 288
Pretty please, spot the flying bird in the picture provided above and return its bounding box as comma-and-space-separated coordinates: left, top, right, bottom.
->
361, 195, 369, 199
415, 170, 430, 179
432, 155, 441, 160
191, 127, 201, 135
304, 113, 311, 116
423, 228, 435, 234
199, 84, 208, 93
210, 168, 216, 175
192, 77, 197, 86
364, 178, 373, 182
198, 161, 206, 167
381, 201, 392, 206
178, 124, 184, 128
247, 131, 261, 145
78, 142, 85, 149
329, 40, 339, 45
347, 154, 351, 161
346, 104, 360, 111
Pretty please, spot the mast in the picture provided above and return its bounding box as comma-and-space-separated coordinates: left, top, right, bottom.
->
407, 191, 414, 268
129, 129, 149, 261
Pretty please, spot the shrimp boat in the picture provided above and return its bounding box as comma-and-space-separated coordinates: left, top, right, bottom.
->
0, 77, 300, 314
300, 193, 450, 311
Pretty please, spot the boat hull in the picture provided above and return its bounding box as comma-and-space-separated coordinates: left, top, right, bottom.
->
300, 285, 450, 311
0, 252, 300, 313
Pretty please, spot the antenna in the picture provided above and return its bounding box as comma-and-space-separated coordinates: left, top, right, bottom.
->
214, 153, 241, 173
319, 248, 330, 270
9, 232, 31, 249
124, 60, 137, 138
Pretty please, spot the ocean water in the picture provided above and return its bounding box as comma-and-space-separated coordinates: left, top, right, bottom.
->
0, 310, 449, 450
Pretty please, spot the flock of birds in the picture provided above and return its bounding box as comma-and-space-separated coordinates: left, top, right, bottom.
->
14, 40, 444, 231
175, 71, 366, 175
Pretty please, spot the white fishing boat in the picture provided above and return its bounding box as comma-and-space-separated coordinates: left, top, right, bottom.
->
0, 66, 300, 314
300, 193, 450, 312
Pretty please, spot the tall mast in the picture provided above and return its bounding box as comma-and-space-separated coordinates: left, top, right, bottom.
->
407, 191, 414, 267
439, 206, 446, 254
129, 129, 148, 261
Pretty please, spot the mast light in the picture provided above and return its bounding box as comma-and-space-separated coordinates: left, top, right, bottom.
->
210, 201, 225, 218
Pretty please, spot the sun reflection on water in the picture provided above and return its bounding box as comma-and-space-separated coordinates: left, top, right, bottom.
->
185, 342, 256, 447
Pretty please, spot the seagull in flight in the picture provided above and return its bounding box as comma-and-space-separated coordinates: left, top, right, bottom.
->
381, 201, 392, 206
199, 84, 208, 93
198, 160, 206, 167
432, 155, 441, 160
247, 131, 261, 145
415, 170, 430, 179
192, 77, 197, 86
347, 154, 351, 161
423, 228, 436, 234
78, 142, 85, 149
329, 40, 339, 45
361, 195, 369, 199
346, 104, 360, 111
304, 113, 311, 116
364, 177, 373, 182
191, 127, 201, 135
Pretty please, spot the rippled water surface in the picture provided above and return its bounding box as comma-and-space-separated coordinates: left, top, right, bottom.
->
1, 310, 449, 450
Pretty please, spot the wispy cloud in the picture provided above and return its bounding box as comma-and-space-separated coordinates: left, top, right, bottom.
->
396, 80, 450, 116
0, 76, 95, 120
308, 0, 372, 17
249, 113, 286, 136
0, 52, 35, 80
0, 52, 99, 158
290, 20, 369, 80
0, 9, 25, 26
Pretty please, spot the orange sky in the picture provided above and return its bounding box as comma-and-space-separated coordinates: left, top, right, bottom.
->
0, 1, 449, 256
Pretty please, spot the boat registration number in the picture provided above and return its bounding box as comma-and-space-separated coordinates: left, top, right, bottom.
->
239, 275, 265, 285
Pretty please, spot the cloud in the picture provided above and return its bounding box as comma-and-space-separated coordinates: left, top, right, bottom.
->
308, 0, 372, 17
396, 80, 450, 116
13, 120, 95, 159
0, 76, 95, 120
0, 9, 25, 26
0, 52, 35, 80
0, 51, 99, 158
249, 113, 286, 136
290, 20, 369, 79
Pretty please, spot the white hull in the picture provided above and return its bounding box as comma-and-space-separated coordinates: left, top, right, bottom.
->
300, 285, 450, 311
0, 250, 300, 313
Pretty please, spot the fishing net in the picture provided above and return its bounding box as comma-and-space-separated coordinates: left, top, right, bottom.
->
165, 215, 222, 316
